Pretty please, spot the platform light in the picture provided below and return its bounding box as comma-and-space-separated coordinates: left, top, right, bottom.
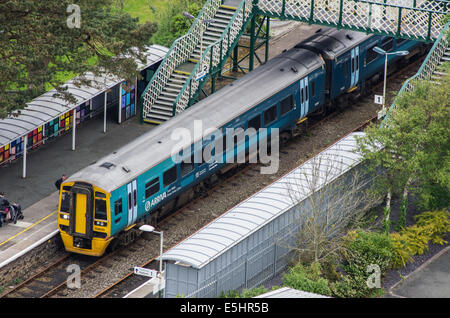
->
139, 224, 164, 297
372, 46, 409, 117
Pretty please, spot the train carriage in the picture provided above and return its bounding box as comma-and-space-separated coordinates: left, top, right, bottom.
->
58, 28, 424, 256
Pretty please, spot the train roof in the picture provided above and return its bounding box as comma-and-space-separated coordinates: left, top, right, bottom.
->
67, 45, 325, 192
296, 27, 372, 59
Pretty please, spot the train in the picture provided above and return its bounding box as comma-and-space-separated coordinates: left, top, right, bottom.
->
57, 27, 426, 256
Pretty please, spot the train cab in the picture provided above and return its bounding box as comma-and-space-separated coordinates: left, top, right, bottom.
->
58, 181, 113, 256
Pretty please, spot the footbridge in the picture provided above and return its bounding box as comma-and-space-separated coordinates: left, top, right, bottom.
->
141, 0, 449, 124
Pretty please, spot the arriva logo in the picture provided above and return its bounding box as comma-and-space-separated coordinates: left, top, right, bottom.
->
145, 192, 167, 211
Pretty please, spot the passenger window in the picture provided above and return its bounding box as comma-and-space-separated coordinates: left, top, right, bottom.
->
60, 192, 71, 213
114, 199, 122, 216
366, 44, 378, 64
145, 177, 160, 198
301, 88, 304, 103
248, 115, 261, 131
180, 157, 194, 177
356, 55, 359, 71
381, 38, 393, 52
163, 166, 177, 187
95, 199, 107, 221
280, 95, 294, 116
264, 105, 277, 126
351, 58, 355, 73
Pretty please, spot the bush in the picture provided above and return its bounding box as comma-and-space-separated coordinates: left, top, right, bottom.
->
282, 262, 332, 296
390, 210, 450, 268
333, 230, 394, 297
151, 0, 203, 47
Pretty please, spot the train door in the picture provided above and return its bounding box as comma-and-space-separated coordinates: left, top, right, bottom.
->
70, 183, 94, 238
350, 47, 360, 87
300, 77, 309, 118
126, 180, 138, 227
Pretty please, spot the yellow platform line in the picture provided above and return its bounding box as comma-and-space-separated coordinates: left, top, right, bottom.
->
0, 210, 58, 248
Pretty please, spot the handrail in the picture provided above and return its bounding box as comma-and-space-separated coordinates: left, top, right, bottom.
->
381, 21, 449, 127
255, 0, 448, 42
141, 0, 223, 120
172, 0, 254, 115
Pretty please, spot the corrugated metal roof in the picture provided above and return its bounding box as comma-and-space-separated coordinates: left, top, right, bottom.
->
253, 287, 330, 298
0, 45, 168, 147
161, 132, 366, 269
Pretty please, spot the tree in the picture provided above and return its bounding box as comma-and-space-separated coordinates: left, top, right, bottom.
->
0, 0, 157, 118
357, 66, 450, 230
284, 153, 380, 264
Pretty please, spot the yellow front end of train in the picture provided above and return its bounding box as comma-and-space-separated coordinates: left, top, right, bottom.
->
57, 181, 113, 257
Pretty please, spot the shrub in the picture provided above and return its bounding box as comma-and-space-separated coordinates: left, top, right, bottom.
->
282, 262, 332, 296
333, 230, 394, 297
390, 210, 450, 268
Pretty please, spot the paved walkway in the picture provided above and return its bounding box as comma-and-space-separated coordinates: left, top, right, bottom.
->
0, 114, 154, 267
390, 247, 450, 298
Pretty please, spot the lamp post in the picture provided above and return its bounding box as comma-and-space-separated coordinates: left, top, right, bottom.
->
139, 224, 164, 297
372, 46, 409, 115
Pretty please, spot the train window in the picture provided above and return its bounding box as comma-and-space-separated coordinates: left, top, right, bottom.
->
305, 85, 309, 101
114, 199, 122, 216
311, 81, 316, 98
95, 199, 107, 221
301, 88, 304, 103
264, 105, 277, 126
356, 55, 359, 71
280, 95, 294, 116
163, 166, 177, 187
248, 115, 261, 131
95, 192, 106, 198
180, 157, 194, 177
366, 44, 378, 64
351, 58, 355, 73
60, 192, 71, 213
145, 177, 160, 198
344, 60, 349, 78
381, 38, 394, 52
396, 38, 407, 47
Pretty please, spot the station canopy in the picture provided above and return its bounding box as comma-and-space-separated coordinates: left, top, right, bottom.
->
0, 45, 168, 148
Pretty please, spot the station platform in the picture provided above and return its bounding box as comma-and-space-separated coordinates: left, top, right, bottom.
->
0, 114, 154, 269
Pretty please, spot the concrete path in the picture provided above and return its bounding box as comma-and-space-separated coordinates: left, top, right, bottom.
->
390, 247, 450, 298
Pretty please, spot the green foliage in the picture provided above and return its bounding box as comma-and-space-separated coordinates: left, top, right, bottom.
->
282, 262, 332, 296
396, 198, 408, 231
0, 0, 157, 118
389, 210, 450, 268
218, 286, 270, 298
151, 0, 203, 47
333, 230, 393, 297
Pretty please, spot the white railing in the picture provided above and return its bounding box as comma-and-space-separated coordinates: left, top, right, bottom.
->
141, 0, 223, 119
173, 0, 254, 115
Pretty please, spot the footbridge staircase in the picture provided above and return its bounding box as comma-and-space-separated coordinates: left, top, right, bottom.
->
141, 0, 449, 124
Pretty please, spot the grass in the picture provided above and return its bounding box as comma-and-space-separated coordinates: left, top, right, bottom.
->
118, 0, 173, 24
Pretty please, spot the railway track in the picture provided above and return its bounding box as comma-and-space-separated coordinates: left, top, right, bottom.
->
0, 55, 424, 299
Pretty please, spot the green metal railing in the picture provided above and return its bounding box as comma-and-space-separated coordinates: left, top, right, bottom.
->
140, 0, 223, 122
255, 0, 448, 42
172, 0, 254, 116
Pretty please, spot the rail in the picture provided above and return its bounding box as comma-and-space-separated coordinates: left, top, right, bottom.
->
140, 0, 223, 120
172, 0, 254, 116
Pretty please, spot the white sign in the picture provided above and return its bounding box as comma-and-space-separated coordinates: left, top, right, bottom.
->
134, 267, 158, 278
196, 64, 209, 81
378, 108, 387, 120
374, 95, 384, 105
